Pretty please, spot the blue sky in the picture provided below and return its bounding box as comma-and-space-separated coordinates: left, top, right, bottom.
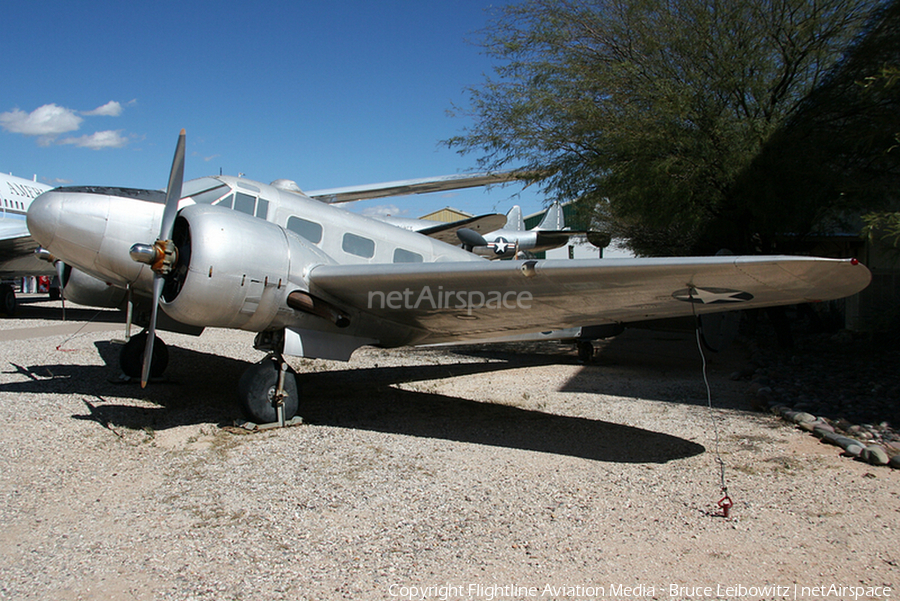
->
0, 0, 548, 218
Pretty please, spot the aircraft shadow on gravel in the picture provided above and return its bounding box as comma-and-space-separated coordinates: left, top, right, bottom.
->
2, 338, 704, 464
12, 300, 123, 324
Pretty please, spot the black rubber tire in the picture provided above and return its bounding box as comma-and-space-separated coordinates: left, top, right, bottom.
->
0, 285, 16, 316
237, 356, 299, 424
120, 331, 169, 380
577, 340, 594, 363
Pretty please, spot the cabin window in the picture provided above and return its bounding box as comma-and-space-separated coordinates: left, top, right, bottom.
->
287, 216, 323, 244
393, 248, 423, 263
342, 233, 375, 258
234, 192, 256, 215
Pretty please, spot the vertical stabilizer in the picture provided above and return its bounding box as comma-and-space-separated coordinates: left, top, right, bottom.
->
535, 201, 564, 230
505, 205, 524, 231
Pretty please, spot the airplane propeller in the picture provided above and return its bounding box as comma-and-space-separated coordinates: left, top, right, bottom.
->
457, 227, 487, 252
129, 129, 186, 387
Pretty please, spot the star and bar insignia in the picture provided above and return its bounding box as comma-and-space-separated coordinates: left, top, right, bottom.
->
672, 287, 754, 304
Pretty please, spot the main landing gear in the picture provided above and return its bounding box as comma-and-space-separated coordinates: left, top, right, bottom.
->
0, 284, 16, 316
576, 339, 595, 363
117, 330, 301, 428
237, 353, 300, 427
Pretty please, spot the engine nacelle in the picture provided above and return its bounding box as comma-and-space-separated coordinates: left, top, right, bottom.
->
160, 204, 334, 331
62, 265, 128, 308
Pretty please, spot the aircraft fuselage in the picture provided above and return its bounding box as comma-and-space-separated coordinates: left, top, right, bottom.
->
27, 175, 483, 348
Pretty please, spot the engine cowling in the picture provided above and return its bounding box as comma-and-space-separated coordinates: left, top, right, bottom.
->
160, 204, 334, 331
61, 265, 128, 308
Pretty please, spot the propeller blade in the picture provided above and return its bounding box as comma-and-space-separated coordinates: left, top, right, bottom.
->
160, 129, 186, 240
141, 275, 165, 388
141, 129, 185, 387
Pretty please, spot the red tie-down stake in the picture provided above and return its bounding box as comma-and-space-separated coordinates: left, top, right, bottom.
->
718, 491, 734, 518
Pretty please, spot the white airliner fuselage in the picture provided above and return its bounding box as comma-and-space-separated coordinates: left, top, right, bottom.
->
0, 172, 55, 312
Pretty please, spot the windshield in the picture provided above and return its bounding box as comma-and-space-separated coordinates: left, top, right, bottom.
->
182, 177, 230, 204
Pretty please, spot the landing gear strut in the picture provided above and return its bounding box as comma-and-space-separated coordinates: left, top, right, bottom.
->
237, 353, 299, 426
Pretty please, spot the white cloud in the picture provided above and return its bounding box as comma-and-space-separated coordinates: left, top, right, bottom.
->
59, 130, 129, 150
0, 104, 82, 136
82, 101, 123, 117
362, 204, 405, 217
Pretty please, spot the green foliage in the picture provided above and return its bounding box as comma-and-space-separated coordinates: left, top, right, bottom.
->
862, 211, 900, 247
449, 0, 882, 255
722, 2, 900, 254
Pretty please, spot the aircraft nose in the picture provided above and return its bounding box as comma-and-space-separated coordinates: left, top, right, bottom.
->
26, 190, 63, 248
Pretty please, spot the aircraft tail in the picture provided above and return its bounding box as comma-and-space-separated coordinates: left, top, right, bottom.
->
505, 205, 524, 232
534, 201, 564, 231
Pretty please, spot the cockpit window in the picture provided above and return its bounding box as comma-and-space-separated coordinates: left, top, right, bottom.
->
182, 178, 228, 203
234, 192, 256, 215
190, 185, 229, 204
256, 198, 269, 219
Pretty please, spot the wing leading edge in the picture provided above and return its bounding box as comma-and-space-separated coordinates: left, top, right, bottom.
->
306, 171, 532, 204
308, 256, 871, 346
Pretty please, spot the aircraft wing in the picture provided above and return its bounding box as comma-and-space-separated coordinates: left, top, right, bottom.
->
306, 172, 529, 204
0, 224, 54, 277
308, 255, 870, 345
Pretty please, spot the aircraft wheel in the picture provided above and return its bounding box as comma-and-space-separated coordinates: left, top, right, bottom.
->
576, 340, 594, 363
238, 355, 299, 424
0, 285, 16, 316
120, 331, 169, 379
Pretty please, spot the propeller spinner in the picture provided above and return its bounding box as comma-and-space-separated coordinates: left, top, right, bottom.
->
129, 129, 186, 387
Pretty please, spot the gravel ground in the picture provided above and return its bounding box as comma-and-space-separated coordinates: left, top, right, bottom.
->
0, 296, 897, 600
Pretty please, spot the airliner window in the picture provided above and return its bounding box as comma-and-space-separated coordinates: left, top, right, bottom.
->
393, 248, 423, 263
216, 194, 233, 209
287, 216, 323, 244
343, 233, 375, 258
256, 198, 269, 219
234, 192, 256, 215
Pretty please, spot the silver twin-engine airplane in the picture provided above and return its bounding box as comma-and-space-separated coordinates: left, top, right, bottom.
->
26, 131, 872, 425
